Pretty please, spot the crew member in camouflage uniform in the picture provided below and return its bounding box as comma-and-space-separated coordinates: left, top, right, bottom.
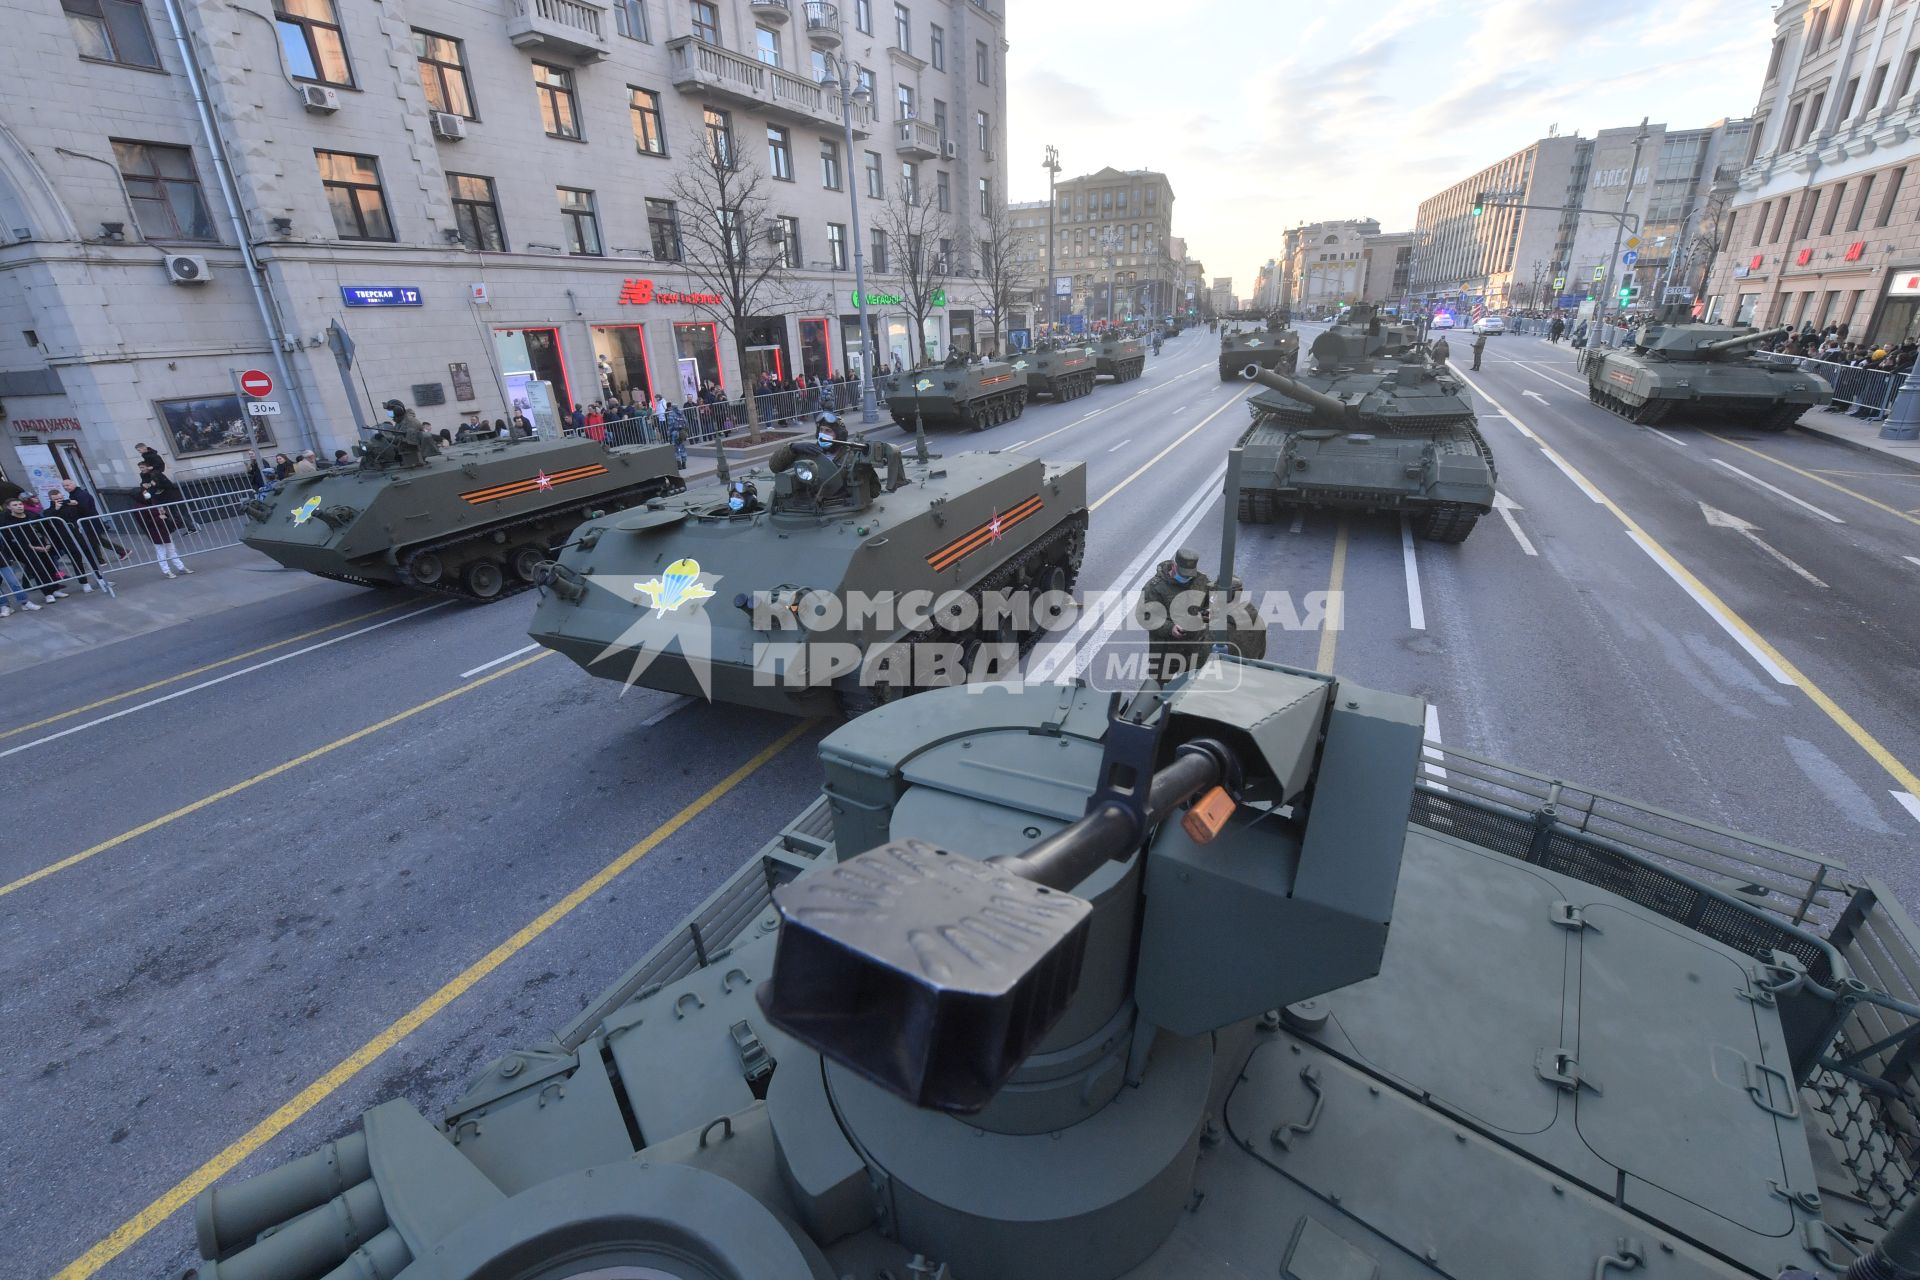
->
1136, 547, 1212, 683
1222, 576, 1267, 661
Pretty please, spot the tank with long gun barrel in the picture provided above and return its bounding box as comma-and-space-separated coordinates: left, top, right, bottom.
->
1583, 320, 1828, 427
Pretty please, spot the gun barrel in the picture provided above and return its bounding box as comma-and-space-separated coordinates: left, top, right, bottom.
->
1240, 365, 1350, 418
1700, 325, 1790, 354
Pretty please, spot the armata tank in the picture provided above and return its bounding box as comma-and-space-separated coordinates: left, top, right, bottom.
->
525, 430, 1087, 717
1095, 332, 1147, 382
1581, 320, 1830, 428
241, 415, 683, 601
1217, 319, 1300, 380
1015, 342, 1098, 401
191, 657, 1920, 1280
878, 358, 1028, 431
1235, 358, 1496, 541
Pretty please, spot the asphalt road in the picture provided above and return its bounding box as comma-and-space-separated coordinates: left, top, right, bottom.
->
3, 324, 1917, 1279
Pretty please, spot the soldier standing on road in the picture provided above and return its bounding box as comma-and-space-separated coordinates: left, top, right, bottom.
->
1136, 547, 1213, 684
1471, 330, 1487, 371
1549, 315, 1566, 344
1429, 335, 1452, 365
1222, 576, 1267, 662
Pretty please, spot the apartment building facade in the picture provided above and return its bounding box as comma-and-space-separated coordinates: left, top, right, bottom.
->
0, 0, 1008, 493
1045, 166, 1178, 324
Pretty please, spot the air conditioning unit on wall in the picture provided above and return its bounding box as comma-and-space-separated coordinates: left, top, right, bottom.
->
164, 254, 210, 284
431, 112, 467, 140
943, 140, 957, 160
301, 85, 340, 114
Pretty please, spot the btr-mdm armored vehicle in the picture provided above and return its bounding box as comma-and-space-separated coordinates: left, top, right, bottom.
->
879, 359, 1029, 431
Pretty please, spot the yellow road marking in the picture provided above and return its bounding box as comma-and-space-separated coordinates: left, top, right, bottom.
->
1317, 516, 1349, 673
0, 653, 553, 900
0, 602, 410, 741
1706, 433, 1920, 529
51, 719, 812, 1280
1092, 386, 1252, 511
1453, 367, 1920, 798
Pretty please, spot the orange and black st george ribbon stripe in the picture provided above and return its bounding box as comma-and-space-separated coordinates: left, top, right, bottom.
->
459, 463, 610, 506
925, 494, 1044, 573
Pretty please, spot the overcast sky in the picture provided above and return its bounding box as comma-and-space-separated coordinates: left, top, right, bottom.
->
1004, 0, 1776, 291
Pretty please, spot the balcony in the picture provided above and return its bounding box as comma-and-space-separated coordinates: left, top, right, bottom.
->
894, 115, 940, 159
803, 1, 840, 48
506, 0, 609, 61
750, 0, 791, 24
666, 36, 872, 136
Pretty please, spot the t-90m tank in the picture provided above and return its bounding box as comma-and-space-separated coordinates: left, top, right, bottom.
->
1235, 358, 1497, 541
1095, 332, 1147, 382
1014, 342, 1098, 401
526, 435, 1087, 717
1218, 320, 1300, 380
879, 358, 1028, 431
1581, 320, 1831, 428
241, 420, 683, 601
192, 658, 1920, 1280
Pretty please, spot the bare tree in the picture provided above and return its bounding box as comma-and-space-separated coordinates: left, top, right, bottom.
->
667, 125, 802, 443
976, 198, 1023, 355
873, 167, 953, 367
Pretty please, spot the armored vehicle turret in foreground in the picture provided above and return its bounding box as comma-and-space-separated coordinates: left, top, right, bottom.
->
193, 658, 1920, 1280
879, 359, 1028, 430
1235, 358, 1496, 541
241, 425, 683, 601
1582, 321, 1830, 428
1016, 342, 1098, 401
1218, 319, 1300, 380
527, 434, 1086, 717
1095, 332, 1147, 382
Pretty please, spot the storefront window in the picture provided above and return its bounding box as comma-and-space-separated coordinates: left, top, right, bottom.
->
883, 317, 912, 371
493, 326, 570, 433
1734, 293, 1759, 324
840, 314, 872, 377
798, 318, 833, 380
947, 308, 974, 356
674, 321, 722, 393
740, 316, 790, 385
591, 324, 654, 405
921, 316, 942, 363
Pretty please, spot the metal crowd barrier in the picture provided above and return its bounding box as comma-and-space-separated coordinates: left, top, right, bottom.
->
1755, 350, 1900, 418
563, 384, 870, 454
0, 492, 257, 609
0, 511, 110, 605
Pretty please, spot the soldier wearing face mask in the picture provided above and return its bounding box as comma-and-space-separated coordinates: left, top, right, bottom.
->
1136, 547, 1213, 684
725, 479, 762, 515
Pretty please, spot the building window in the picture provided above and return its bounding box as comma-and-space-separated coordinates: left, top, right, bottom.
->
611, 0, 648, 41
1824, 181, 1847, 234
275, 0, 352, 86
1804, 91, 1827, 143
705, 107, 734, 166
62, 0, 159, 68
865, 149, 883, 197
414, 30, 474, 119
901, 161, 917, 204
929, 22, 944, 69
777, 214, 801, 268
1809, 11, 1828, 47
1848, 174, 1875, 229
768, 125, 793, 180
936, 169, 949, 212
856, 66, 875, 100
113, 141, 214, 240
894, 2, 910, 51
1781, 100, 1804, 150
821, 139, 841, 189
827, 221, 847, 270
1877, 166, 1905, 226
871, 227, 888, 271
975, 38, 988, 84
448, 173, 505, 249
1840, 75, 1861, 121
1899, 48, 1920, 101
647, 197, 681, 260
1794, 189, 1821, 239
559, 187, 601, 255
629, 87, 666, 155
854, 0, 871, 34
897, 85, 915, 119
976, 110, 989, 152
978, 175, 991, 216
1832, 0, 1852, 42
535, 62, 581, 139
755, 24, 780, 66
1868, 63, 1889, 112
692, 0, 719, 43
936, 236, 951, 273
934, 99, 947, 145
317, 150, 392, 240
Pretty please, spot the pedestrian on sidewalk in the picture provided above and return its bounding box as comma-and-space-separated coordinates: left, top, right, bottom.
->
44, 486, 102, 592
1471, 330, 1487, 371
59, 478, 127, 560
135, 466, 190, 577
134, 441, 167, 474
1549, 315, 1566, 345
0, 497, 66, 604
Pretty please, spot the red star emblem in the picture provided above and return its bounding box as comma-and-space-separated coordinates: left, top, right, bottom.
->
534, 471, 553, 490
985, 510, 1004, 542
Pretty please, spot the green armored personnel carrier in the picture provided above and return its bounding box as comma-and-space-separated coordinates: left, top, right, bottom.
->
526, 433, 1087, 717
192, 657, 1920, 1280
1218, 320, 1300, 380
1014, 342, 1098, 401
1095, 332, 1147, 382
241, 416, 683, 601
1236, 357, 1496, 541
879, 358, 1028, 431
1582, 319, 1829, 428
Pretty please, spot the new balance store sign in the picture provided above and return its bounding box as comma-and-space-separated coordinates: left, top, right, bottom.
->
341, 286, 423, 307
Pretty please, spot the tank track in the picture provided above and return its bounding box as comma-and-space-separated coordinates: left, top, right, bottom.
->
1033, 371, 1096, 401
834, 509, 1089, 718
307, 569, 396, 589
1235, 487, 1283, 524
1750, 402, 1809, 432
395, 474, 685, 603
1099, 357, 1146, 383
1412, 502, 1480, 543
890, 388, 1028, 433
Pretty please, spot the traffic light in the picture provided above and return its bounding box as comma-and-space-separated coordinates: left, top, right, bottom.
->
1618, 285, 1631, 307
1471, 192, 1486, 217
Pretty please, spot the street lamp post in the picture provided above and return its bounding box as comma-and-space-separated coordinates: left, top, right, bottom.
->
820, 56, 879, 425
1043, 144, 1061, 335
1605, 118, 1650, 323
